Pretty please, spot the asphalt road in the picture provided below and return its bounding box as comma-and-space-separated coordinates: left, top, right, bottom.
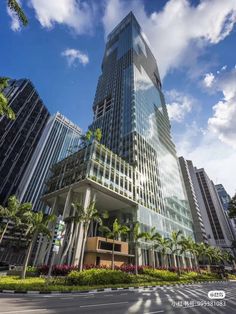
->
0, 282, 235, 314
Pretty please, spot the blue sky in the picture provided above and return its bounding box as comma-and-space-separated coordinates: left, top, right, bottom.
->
1, 0, 236, 195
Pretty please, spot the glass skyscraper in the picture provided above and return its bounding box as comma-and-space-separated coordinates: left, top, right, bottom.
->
90, 12, 194, 238
0, 79, 49, 205
40, 12, 194, 267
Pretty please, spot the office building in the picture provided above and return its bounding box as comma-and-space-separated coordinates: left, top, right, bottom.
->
38, 12, 194, 267
180, 159, 235, 252
17, 112, 82, 212
0, 79, 49, 205
215, 184, 231, 211
195, 168, 234, 249
215, 184, 236, 239
178, 157, 208, 243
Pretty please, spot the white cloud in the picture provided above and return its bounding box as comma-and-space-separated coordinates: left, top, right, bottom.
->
29, 0, 96, 34
203, 73, 215, 87
207, 68, 236, 148
102, 0, 236, 78
61, 48, 89, 67
7, 0, 21, 31
166, 90, 196, 122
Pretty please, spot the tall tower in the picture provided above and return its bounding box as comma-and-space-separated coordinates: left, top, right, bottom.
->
195, 168, 235, 249
41, 12, 194, 267
0, 79, 50, 205
90, 12, 194, 238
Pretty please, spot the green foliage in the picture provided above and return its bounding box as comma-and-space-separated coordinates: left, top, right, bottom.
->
143, 268, 179, 281
67, 269, 132, 286
94, 128, 102, 142
0, 77, 15, 119
100, 218, 130, 240
7, 0, 28, 26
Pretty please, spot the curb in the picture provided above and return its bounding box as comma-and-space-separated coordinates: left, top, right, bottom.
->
0, 280, 227, 295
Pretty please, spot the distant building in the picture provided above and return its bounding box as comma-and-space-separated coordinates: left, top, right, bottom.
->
180, 157, 235, 251
0, 79, 50, 205
194, 168, 234, 249
215, 184, 231, 211
215, 184, 236, 239
17, 112, 82, 212
178, 157, 208, 244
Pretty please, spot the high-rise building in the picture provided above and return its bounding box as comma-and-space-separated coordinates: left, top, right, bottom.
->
90, 12, 194, 237
215, 184, 231, 211
39, 12, 194, 267
17, 112, 82, 212
195, 168, 234, 249
178, 157, 208, 244
180, 158, 235, 252
0, 79, 50, 205
215, 184, 236, 239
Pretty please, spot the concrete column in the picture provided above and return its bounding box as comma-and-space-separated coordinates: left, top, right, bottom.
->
72, 186, 92, 265
44, 197, 59, 265
37, 197, 58, 265
54, 189, 73, 264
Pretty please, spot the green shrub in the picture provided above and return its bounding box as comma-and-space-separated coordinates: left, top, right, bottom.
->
66, 269, 132, 286
228, 274, 236, 280
143, 269, 179, 281
181, 271, 198, 280
181, 271, 220, 281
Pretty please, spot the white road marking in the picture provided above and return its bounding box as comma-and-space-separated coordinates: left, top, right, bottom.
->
80, 301, 129, 308
145, 311, 164, 314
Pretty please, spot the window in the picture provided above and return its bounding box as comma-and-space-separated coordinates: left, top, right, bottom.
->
99, 241, 121, 252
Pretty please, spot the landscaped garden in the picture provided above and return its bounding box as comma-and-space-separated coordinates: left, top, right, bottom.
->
0, 264, 224, 292
0, 195, 235, 293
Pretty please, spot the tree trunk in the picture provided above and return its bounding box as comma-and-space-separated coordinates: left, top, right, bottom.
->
0, 221, 9, 244
21, 234, 36, 279
152, 247, 155, 269
176, 255, 180, 276
79, 225, 89, 271
61, 222, 74, 264
194, 254, 200, 273
112, 239, 115, 270
135, 243, 138, 275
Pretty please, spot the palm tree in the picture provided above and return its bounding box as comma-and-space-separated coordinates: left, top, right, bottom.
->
7, 0, 28, 26
79, 201, 104, 271
94, 128, 102, 142
195, 242, 208, 266
180, 236, 198, 270
146, 227, 162, 269
100, 218, 129, 270
132, 222, 149, 275
204, 245, 216, 264
155, 236, 170, 268
21, 211, 55, 279
0, 77, 15, 120
168, 230, 183, 275
70, 201, 104, 271
60, 203, 84, 265
0, 195, 32, 244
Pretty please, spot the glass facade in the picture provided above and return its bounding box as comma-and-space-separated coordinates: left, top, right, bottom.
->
0, 79, 50, 205
90, 12, 194, 238
18, 113, 82, 212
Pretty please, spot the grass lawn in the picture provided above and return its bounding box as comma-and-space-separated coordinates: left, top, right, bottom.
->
0, 275, 223, 292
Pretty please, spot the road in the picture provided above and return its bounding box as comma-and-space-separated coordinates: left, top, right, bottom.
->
0, 282, 235, 314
